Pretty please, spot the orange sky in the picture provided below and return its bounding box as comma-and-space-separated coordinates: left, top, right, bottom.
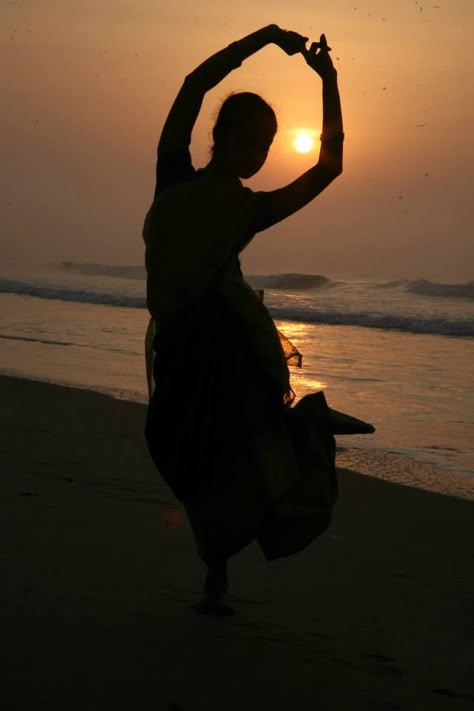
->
1, 0, 473, 280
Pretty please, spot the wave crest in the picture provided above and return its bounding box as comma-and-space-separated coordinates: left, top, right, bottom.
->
2, 273, 472, 338
372, 277, 474, 300
0, 278, 145, 308
407, 279, 474, 301
247, 273, 333, 290
271, 307, 474, 338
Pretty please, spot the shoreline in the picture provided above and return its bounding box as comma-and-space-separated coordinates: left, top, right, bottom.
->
2, 373, 473, 708
2, 370, 473, 501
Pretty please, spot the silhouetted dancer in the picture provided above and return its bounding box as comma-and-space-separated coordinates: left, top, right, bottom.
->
143, 25, 374, 616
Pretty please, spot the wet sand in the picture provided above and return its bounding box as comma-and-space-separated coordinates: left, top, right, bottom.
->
1, 375, 473, 710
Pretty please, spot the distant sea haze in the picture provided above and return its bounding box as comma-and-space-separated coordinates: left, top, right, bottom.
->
0, 262, 472, 338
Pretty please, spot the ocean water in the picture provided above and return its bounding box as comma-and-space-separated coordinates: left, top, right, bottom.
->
1, 262, 473, 499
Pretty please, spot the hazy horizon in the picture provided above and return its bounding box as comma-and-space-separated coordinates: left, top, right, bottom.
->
2, 257, 473, 287
2, 0, 473, 282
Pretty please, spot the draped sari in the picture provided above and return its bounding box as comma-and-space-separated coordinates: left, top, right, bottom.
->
143, 164, 337, 564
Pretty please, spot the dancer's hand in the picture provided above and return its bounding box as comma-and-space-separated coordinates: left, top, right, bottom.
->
302, 34, 337, 79
273, 27, 308, 56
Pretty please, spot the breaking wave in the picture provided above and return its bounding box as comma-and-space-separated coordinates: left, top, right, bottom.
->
373, 277, 474, 301
270, 307, 473, 337
58, 263, 336, 291
2, 276, 472, 338
406, 279, 474, 301
247, 273, 334, 290
56, 264, 474, 302
0, 278, 145, 308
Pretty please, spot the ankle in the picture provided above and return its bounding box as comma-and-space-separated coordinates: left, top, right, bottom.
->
204, 563, 228, 598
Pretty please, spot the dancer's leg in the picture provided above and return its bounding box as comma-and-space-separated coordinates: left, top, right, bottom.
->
192, 560, 234, 616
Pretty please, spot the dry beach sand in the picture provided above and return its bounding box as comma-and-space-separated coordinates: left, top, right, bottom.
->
1, 375, 473, 710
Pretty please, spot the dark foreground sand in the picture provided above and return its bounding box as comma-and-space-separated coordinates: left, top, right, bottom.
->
1, 375, 473, 710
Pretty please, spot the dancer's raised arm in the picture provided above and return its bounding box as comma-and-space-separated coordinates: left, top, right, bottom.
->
257, 35, 344, 230
158, 25, 307, 157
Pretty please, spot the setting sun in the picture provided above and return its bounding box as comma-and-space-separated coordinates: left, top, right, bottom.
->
292, 131, 316, 154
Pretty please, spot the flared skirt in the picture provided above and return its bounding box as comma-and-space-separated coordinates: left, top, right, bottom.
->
145, 294, 337, 563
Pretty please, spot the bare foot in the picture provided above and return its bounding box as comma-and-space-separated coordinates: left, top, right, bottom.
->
192, 595, 235, 617
193, 562, 233, 615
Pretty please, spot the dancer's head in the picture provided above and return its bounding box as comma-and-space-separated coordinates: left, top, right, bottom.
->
211, 92, 277, 178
